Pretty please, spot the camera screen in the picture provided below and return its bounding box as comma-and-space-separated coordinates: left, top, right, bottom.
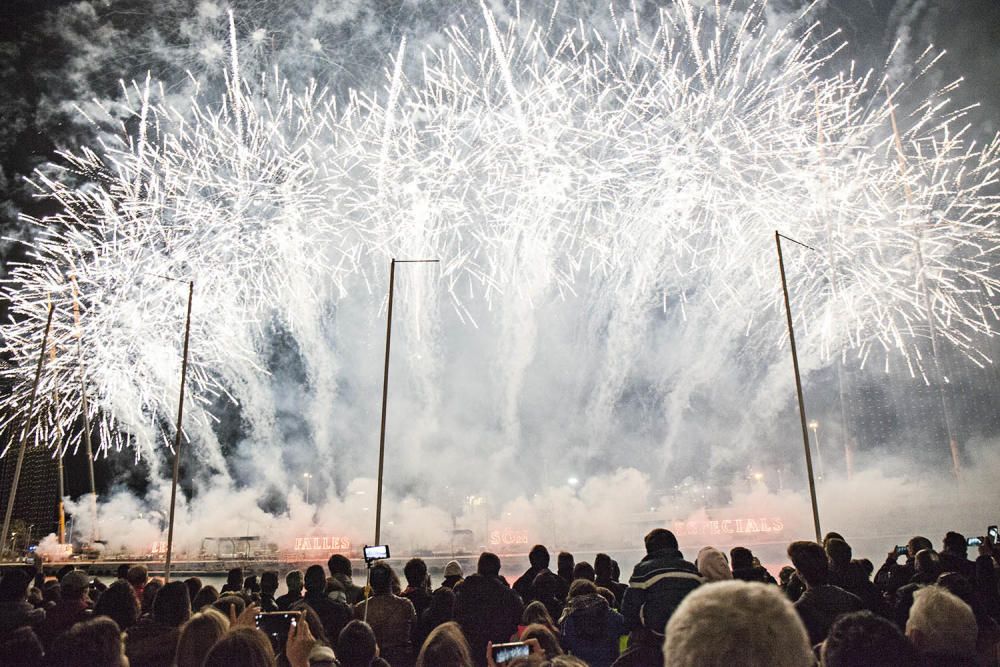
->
364, 545, 389, 560
492, 643, 530, 663
256, 613, 296, 653
968, 537, 983, 547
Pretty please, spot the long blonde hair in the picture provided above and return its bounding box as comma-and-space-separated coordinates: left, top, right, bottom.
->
415, 621, 474, 667
174, 607, 229, 667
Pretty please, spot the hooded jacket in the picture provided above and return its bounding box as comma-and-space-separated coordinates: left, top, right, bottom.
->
621, 548, 701, 634
559, 593, 626, 667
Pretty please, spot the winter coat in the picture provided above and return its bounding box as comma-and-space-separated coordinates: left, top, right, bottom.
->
621, 548, 701, 634
276, 590, 303, 611
304, 590, 353, 646
559, 593, 626, 667
454, 573, 524, 667
0, 599, 45, 635
354, 593, 416, 667
793, 584, 863, 645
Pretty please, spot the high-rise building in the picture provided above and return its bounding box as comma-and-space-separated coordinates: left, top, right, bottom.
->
0, 443, 60, 550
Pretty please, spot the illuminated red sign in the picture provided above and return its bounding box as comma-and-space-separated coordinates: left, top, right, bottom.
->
293, 536, 352, 551
489, 529, 529, 546
671, 517, 784, 537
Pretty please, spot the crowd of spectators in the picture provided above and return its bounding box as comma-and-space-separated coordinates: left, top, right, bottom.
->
0, 527, 998, 666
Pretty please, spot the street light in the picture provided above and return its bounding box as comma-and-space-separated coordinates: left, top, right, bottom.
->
303, 473, 312, 505
808, 420, 824, 480
374, 258, 439, 546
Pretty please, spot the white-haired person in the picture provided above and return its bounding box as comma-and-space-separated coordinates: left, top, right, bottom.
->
661, 580, 814, 667
905, 585, 978, 666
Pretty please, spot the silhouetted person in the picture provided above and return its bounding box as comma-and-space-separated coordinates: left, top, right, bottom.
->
730, 546, 776, 584
220, 567, 243, 594
304, 564, 352, 646
440, 561, 464, 590
454, 552, 523, 667
184, 577, 202, 609
259, 570, 279, 612
621, 529, 700, 634
47, 616, 127, 667
0, 569, 45, 635
787, 540, 862, 645
338, 619, 390, 667
94, 579, 140, 631
416, 585, 455, 651
573, 562, 596, 583
38, 570, 93, 648
277, 570, 304, 611
401, 558, 433, 620
354, 562, 417, 667
595, 553, 627, 608
125, 580, 191, 667
513, 545, 551, 601
939, 532, 977, 581
821, 610, 917, 667
557, 552, 575, 587
875, 536, 932, 593
328, 554, 364, 605
559, 579, 625, 667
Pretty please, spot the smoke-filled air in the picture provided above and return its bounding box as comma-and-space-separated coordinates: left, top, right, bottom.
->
3, 0, 1000, 562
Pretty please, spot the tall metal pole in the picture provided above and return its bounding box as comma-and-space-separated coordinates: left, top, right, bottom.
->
70, 276, 98, 541
164, 281, 194, 581
374, 259, 438, 545
775, 231, 822, 543
374, 259, 396, 547
1, 303, 56, 558
49, 331, 67, 544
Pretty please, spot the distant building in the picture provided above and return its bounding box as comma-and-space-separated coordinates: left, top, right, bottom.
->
0, 443, 60, 548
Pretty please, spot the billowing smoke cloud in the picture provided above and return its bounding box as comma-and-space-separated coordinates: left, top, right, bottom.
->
5, 0, 1000, 566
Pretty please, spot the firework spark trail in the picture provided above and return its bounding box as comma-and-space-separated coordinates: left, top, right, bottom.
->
0, 0, 998, 474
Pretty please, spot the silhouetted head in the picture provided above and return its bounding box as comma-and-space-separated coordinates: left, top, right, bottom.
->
529, 545, 550, 569
337, 620, 379, 667
914, 549, 940, 577
304, 565, 327, 593
328, 554, 352, 578
415, 621, 473, 667
369, 562, 394, 596
943, 532, 967, 555
184, 577, 202, 604
47, 617, 125, 667
116, 564, 130, 580
192, 586, 219, 612
645, 529, 678, 554
787, 541, 829, 588
822, 611, 917, 667
907, 536, 933, 559
153, 581, 192, 627
202, 626, 274, 667
572, 562, 595, 582
593, 553, 613, 580
826, 539, 852, 569
93, 579, 140, 631
285, 570, 303, 594
557, 552, 575, 579
477, 552, 502, 578
404, 558, 428, 588
259, 571, 278, 596
125, 565, 148, 589
730, 547, 754, 571
0, 569, 32, 602
226, 567, 243, 588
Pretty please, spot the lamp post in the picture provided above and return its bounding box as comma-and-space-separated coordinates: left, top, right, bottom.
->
303, 473, 312, 505
775, 231, 822, 543
808, 420, 825, 480
374, 258, 439, 546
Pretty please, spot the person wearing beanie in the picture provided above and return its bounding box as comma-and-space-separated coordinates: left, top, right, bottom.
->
441, 561, 464, 590
37, 569, 93, 648
696, 547, 733, 583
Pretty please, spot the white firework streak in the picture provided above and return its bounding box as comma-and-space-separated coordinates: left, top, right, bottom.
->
0, 0, 998, 468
